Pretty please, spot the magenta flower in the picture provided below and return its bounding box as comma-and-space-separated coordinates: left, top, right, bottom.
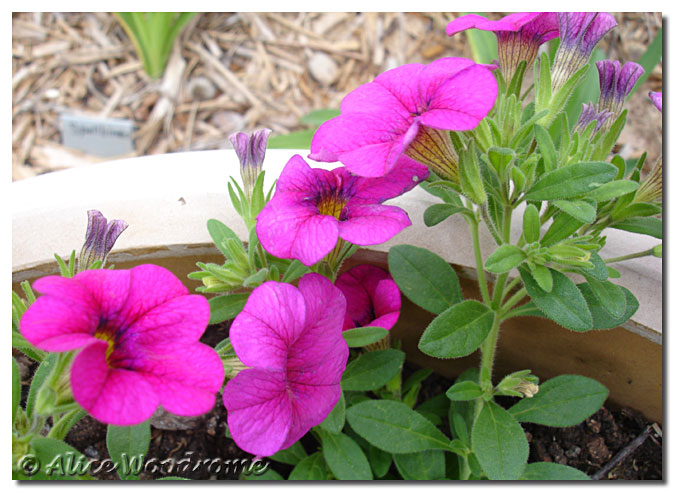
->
336, 264, 401, 331
551, 13, 617, 92
446, 12, 559, 82
222, 274, 349, 456
650, 91, 662, 112
19, 264, 224, 426
256, 154, 428, 266
309, 57, 497, 178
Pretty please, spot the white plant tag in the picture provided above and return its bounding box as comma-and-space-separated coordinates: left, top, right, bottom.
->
60, 114, 135, 157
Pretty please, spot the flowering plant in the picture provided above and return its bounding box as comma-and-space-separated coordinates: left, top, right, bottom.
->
13, 12, 661, 481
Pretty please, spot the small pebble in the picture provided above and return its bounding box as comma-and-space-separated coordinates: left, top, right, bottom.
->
211, 111, 245, 136
308, 52, 339, 86
84, 445, 99, 459
187, 76, 216, 101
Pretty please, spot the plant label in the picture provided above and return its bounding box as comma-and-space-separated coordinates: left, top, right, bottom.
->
60, 114, 135, 157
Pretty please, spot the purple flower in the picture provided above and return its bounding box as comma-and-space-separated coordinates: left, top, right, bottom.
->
78, 210, 128, 271
336, 264, 401, 331
256, 154, 428, 266
230, 128, 272, 198
309, 57, 497, 178
19, 265, 224, 426
650, 91, 662, 112
446, 12, 559, 82
551, 13, 617, 92
597, 60, 644, 115
574, 102, 613, 137
222, 274, 349, 456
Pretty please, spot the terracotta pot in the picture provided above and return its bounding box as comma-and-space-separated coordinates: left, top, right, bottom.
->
12, 149, 662, 423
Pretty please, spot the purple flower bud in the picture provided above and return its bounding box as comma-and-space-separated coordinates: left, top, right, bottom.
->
597, 60, 644, 115
650, 91, 662, 112
78, 210, 128, 271
574, 102, 613, 137
551, 13, 617, 92
229, 129, 272, 198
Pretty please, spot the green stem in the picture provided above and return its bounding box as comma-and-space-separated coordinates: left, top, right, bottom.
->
468, 214, 491, 304
478, 314, 502, 390
502, 277, 522, 300
603, 247, 657, 264
499, 287, 528, 316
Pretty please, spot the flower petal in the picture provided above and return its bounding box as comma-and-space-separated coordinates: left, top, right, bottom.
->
70, 340, 159, 426
339, 204, 411, 245
275, 154, 337, 195
223, 368, 291, 457
230, 281, 306, 369
350, 155, 428, 204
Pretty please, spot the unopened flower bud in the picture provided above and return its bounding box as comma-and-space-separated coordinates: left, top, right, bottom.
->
574, 102, 613, 137
78, 210, 128, 272
514, 380, 539, 398
230, 129, 272, 199
649, 91, 662, 113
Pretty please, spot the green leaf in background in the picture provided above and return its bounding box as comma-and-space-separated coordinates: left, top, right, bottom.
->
269, 440, 307, 466
508, 374, 608, 427
552, 200, 597, 224
627, 28, 662, 100
485, 244, 527, 274
367, 444, 392, 478
388, 245, 463, 315
26, 352, 58, 419
281, 259, 309, 284
462, 12, 498, 64
448, 367, 478, 443
534, 124, 557, 172
106, 420, 151, 480
522, 462, 591, 480
540, 211, 584, 246
525, 162, 618, 201
319, 391, 346, 434
519, 267, 593, 331
445, 380, 484, 402
341, 349, 405, 392
207, 219, 244, 254
393, 449, 446, 480
610, 217, 662, 239
531, 264, 553, 292
30, 437, 93, 480
577, 283, 639, 330
472, 401, 529, 480
522, 204, 541, 243
342, 326, 389, 348
418, 300, 494, 358
423, 203, 468, 227
288, 452, 327, 480
208, 292, 249, 324
346, 400, 458, 454
12, 357, 21, 426
299, 108, 340, 126
585, 277, 626, 318
579, 251, 609, 281
319, 430, 373, 480
585, 180, 639, 202
267, 129, 316, 149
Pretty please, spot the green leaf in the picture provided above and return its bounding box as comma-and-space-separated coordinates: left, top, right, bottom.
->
522, 462, 591, 480
281, 259, 309, 284
459, 141, 487, 204
12, 357, 21, 426
523, 204, 541, 243
525, 162, 617, 201
299, 108, 340, 126
319, 391, 346, 434
319, 430, 372, 480
449, 367, 478, 443
531, 265, 553, 292
462, 12, 497, 64
485, 245, 527, 274
423, 203, 467, 227
519, 267, 593, 331
342, 326, 388, 348
388, 245, 462, 315
579, 251, 608, 281
269, 440, 307, 466
552, 200, 596, 224
393, 450, 446, 480
586, 277, 626, 318
487, 146, 516, 176
341, 349, 405, 392
267, 129, 316, 149
611, 202, 662, 221
445, 380, 483, 401
508, 374, 608, 427
288, 453, 327, 480
563, 48, 605, 123
540, 211, 583, 246
610, 217, 662, 239
418, 300, 494, 358
402, 368, 433, 395
577, 283, 639, 330
31, 437, 93, 480
472, 401, 529, 480
534, 124, 557, 172
206, 218, 243, 255
585, 179, 639, 202
208, 292, 249, 324
346, 400, 458, 454
106, 420, 151, 480
26, 353, 58, 419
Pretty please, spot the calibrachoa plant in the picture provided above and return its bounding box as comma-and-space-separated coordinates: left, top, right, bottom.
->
13, 11, 662, 482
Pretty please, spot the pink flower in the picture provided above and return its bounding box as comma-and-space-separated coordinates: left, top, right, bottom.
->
650, 91, 662, 113
19, 264, 224, 426
256, 154, 427, 266
222, 274, 349, 456
336, 264, 401, 331
597, 61, 644, 114
446, 13, 559, 82
309, 57, 497, 178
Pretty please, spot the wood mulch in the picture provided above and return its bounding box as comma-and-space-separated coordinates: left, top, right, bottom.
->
12, 12, 662, 181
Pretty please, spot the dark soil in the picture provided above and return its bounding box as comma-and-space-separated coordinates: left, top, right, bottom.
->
17, 322, 662, 480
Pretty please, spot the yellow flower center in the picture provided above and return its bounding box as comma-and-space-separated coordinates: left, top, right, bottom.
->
94, 330, 115, 364
317, 195, 347, 219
